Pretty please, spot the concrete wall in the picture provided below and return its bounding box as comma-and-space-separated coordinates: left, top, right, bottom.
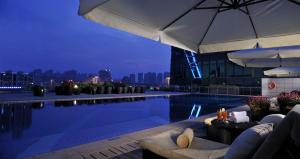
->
262, 78, 300, 97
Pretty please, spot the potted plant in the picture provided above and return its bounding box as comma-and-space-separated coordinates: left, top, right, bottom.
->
89, 84, 97, 94
60, 80, 74, 95
96, 84, 105, 94
140, 86, 146, 93
104, 82, 113, 94
32, 85, 45, 96
113, 82, 126, 94
248, 96, 270, 121
135, 86, 141, 93
129, 86, 135, 93
123, 85, 129, 93
79, 83, 87, 94
277, 92, 300, 114
291, 90, 300, 95
55, 86, 62, 95
73, 84, 81, 95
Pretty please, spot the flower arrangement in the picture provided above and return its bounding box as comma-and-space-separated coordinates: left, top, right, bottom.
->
248, 96, 270, 120
277, 92, 300, 114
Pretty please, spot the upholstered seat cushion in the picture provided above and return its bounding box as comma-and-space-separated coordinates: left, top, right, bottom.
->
252, 105, 300, 159
224, 124, 273, 159
139, 129, 228, 159
260, 114, 285, 127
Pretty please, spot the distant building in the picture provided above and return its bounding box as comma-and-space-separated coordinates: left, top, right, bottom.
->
98, 69, 112, 82
170, 47, 194, 86
138, 73, 144, 84
121, 76, 130, 84
170, 46, 266, 87
163, 72, 170, 86
0, 71, 33, 90
144, 72, 156, 86
63, 70, 78, 81
86, 75, 100, 84
31, 69, 43, 84
129, 74, 136, 84
164, 72, 170, 80
156, 73, 163, 85
198, 51, 265, 86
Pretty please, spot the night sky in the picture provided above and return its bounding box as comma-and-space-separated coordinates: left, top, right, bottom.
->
0, 0, 170, 78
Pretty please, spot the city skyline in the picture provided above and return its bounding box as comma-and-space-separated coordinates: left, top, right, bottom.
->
0, 0, 170, 79
0, 68, 170, 80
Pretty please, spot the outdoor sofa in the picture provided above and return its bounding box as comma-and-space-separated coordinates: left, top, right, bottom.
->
139, 105, 300, 159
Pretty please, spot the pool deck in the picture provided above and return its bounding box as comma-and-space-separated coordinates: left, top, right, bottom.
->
26, 105, 250, 159
0, 91, 189, 104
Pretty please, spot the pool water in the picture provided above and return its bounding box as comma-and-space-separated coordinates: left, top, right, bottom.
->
0, 94, 246, 159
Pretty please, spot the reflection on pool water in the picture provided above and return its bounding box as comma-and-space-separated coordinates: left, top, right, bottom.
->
0, 94, 246, 159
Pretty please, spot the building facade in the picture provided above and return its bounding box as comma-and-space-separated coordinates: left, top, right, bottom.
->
138, 73, 144, 84
98, 69, 112, 82
0, 71, 33, 89
144, 72, 157, 86
129, 74, 136, 84
170, 47, 194, 86
156, 73, 163, 85
170, 46, 267, 87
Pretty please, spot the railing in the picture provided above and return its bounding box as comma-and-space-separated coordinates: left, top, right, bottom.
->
192, 86, 261, 96
168, 85, 261, 96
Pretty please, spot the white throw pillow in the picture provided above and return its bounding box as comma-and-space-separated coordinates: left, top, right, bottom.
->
224, 124, 273, 159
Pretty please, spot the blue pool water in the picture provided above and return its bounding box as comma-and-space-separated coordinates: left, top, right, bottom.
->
0, 94, 246, 159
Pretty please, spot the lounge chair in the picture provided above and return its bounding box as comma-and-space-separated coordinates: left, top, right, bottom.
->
140, 129, 228, 159
139, 105, 300, 159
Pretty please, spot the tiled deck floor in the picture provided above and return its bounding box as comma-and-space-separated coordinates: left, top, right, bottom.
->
27, 105, 249, 159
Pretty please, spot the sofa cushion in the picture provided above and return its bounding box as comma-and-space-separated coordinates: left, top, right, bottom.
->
173, 137, 228, 159
252, 105, 300, 159
224, 123, 273, 159
260, 114, 285, 127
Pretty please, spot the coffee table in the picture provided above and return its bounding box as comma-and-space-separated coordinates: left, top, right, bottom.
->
205, 119, 258, 144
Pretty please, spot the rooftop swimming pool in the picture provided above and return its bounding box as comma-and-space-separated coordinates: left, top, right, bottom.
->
0, 94, 247, 159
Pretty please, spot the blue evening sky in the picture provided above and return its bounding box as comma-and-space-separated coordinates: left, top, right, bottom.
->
0, 0, 170, 78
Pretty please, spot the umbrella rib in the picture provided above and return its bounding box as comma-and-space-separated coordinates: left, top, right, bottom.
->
160, 0, 207, 31
197, 1, 224, 48
243, 0, 258, 38
288, 0, 300, 6
240, 0, 270, 7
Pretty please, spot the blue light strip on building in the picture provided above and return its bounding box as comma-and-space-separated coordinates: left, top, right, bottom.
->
189, 104, 202, 119
184, 50, 202, 79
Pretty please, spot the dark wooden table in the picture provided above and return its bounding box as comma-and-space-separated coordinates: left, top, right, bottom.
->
205, 119, 258, 144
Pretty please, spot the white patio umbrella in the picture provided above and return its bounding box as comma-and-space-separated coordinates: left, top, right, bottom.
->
79, 0, 300, 53
264, 67, 300, 77
227, 47, 300, 67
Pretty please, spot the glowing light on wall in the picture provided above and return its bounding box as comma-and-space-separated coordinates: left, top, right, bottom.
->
184, 51, 202, 79
189, 104, 202, 119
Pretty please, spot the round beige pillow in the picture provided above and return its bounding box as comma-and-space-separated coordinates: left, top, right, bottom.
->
176, 128, 194, 148
176, 134, 189, 148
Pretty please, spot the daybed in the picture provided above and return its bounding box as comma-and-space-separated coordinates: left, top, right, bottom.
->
139, 105, 300, 159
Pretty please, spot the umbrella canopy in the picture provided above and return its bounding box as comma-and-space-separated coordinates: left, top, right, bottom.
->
264, 67, 300, 77
227, 47, 300, 67
79, 0, 300, 53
